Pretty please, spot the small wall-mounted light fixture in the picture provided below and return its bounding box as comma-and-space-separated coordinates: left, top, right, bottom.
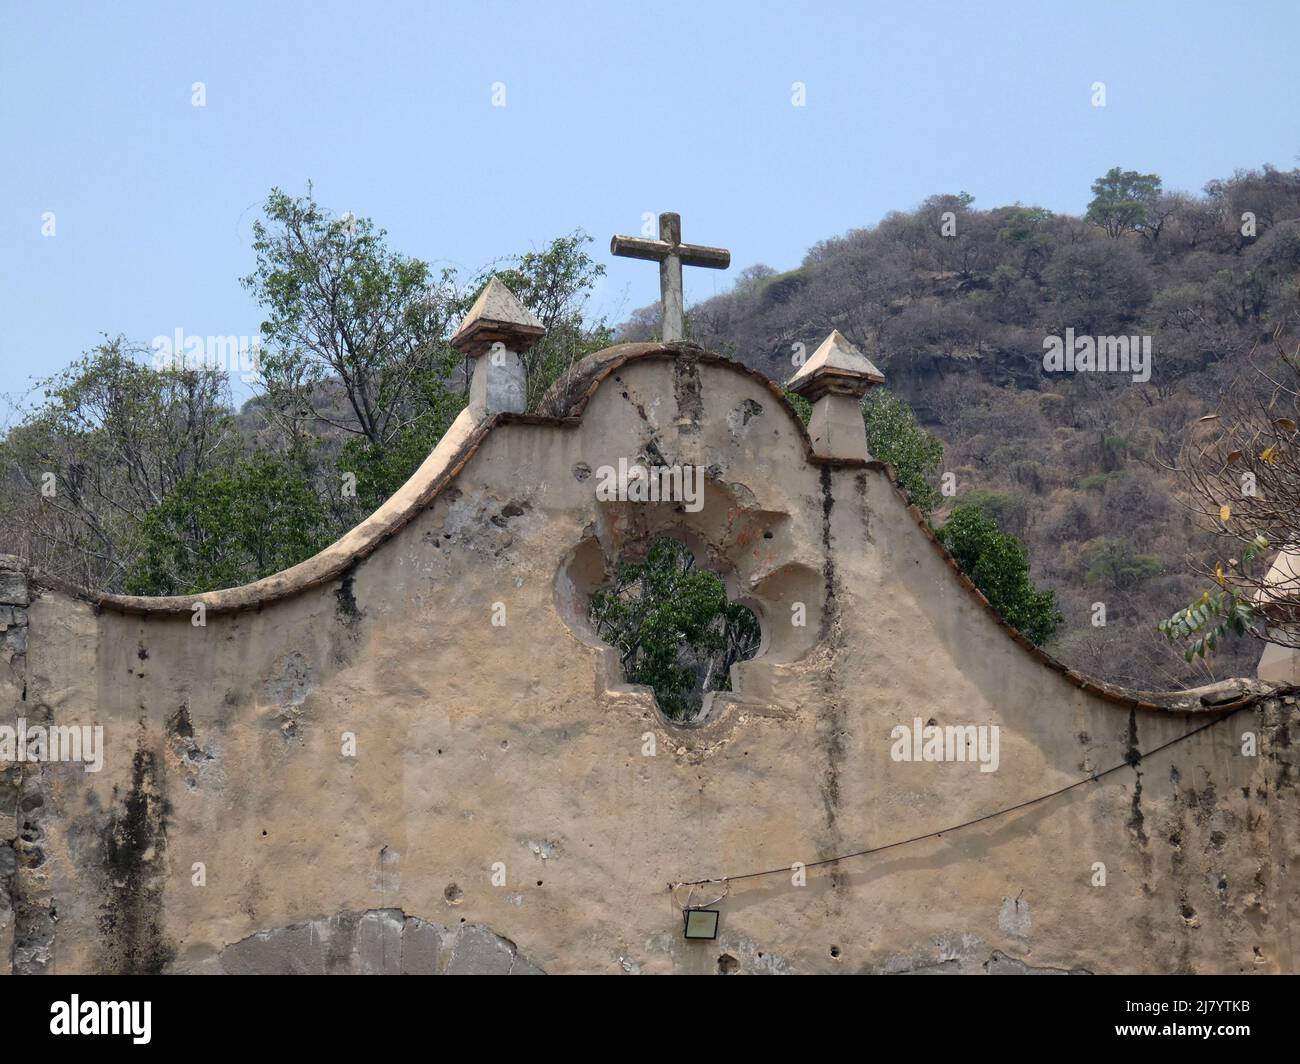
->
683, 909, 720, 940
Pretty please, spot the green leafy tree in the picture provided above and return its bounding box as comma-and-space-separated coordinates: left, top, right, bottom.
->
956, 488, 1030, 538
334, 232, 611, 510
127, 455, 331, 595
936, 505, 1064, 644
243, 187, 463, 450
1083, 537, 1164, 590
334, 393, 465, 514
998, 206, 1055, 277
1086, 167, 1163, 239
589, 538, 760, 721
0, 338, 234, 589
245, 191, 610, 521
862, 389, 943, 512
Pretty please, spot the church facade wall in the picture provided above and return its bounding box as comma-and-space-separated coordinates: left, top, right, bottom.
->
2, 348, 1295, 974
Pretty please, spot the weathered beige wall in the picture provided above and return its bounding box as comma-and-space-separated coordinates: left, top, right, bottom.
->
2, 344, 1296, 974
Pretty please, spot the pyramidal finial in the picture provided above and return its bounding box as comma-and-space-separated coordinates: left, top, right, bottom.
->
787, 330, 885, 400
450, 276, 545, 357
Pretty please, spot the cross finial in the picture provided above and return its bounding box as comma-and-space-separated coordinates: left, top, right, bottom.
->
610, 212, 730, 343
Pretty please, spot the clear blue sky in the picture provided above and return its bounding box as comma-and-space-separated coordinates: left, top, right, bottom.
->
2, 0, 1296, 415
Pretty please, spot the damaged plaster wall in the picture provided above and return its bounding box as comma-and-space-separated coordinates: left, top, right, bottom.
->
1, 570, 28, 969
0, 569, 58, 975
2, 343, 1297, 975
210, 910, 543, 975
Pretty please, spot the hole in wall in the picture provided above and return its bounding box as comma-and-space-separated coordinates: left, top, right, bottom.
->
587, 537, 761, 722
553, 481, 827, 724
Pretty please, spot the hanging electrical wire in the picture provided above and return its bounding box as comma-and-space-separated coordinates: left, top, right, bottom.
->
669, 707, 1240, 900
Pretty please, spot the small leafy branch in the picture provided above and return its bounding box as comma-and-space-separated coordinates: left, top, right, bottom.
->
1158, 533, 1269, 660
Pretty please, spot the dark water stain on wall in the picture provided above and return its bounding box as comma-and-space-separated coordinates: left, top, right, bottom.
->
96, 739, 175, 974
1125, 708, 1148, 847
334, 561, 364, 625
815, 466, 848, 891
673, 354, 703, 433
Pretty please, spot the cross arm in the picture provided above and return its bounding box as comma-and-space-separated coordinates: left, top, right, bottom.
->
678, 243, 730, 269
609, 235, 731, 270
609, 235, 670, 262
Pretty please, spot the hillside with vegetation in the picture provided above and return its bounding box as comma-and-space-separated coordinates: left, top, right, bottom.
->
6, 162, 1300, 694
639, 162, 1300, 688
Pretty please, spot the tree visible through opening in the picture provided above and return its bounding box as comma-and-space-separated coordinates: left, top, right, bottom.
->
588, 538, 761, 721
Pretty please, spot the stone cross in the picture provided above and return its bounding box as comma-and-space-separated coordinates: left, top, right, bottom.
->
610, 212, 730, 343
